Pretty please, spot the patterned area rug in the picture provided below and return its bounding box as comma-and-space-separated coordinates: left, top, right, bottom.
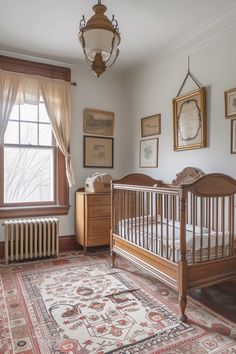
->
0, 252, 235, 353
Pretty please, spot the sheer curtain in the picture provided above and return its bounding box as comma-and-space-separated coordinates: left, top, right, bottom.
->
0, 69, 74, 186
40, 78, 75, 187
0, 70, 20, 145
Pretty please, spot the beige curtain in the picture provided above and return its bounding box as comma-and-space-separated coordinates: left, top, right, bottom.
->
0, 69, 74, 186
40, 78, 74, 187
0, 70, 20, 145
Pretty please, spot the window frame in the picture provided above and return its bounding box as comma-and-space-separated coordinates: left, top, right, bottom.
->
0, 55, 70, 218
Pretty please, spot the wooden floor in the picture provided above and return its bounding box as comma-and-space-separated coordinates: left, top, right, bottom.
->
190, 280, 236, 323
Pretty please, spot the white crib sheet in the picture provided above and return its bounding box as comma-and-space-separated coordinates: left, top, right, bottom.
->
117, 218, 230, 262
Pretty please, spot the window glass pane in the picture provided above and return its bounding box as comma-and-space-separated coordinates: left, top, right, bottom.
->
20, 104, 38, 122
39, 103, 50, 123
20, 122, 38, 145
39, 124, 53, 146
10, 105, 19, 120
4, 147, 54, 203
4, 121, 19, 144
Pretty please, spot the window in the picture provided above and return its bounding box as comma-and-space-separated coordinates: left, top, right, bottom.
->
0, 55, 70, 218
4, 101, 55, 204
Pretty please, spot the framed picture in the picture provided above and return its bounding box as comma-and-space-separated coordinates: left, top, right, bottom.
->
84, 136, 113, 168
231, 119, 236, 154
141, 114, 161, 137
225, 88, 236, 118
140, 138, 159, 168
83, 108, 114, 136
173, 87, 206, 151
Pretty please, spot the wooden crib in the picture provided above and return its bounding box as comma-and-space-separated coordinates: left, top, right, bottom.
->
111, 167, 236, 321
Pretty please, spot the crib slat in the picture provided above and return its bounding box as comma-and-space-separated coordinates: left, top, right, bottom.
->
155, 194, 159, 255
160, 194, 163, 257
192, 195, 196, 264
232, 195, 235, 256
221, 197, 225, 257
134, 191, 137, 246
123, 190, 126, 240
172, 195, 176, 263
150, 193, 153, 252
200, 198, 203, 262
165, 195, 169, 260
208, 198, 211, 261
145, 192, 149, 250
142, 192, 145, 249
230, 196, 234, 256
127, 191, 130, 242
215, 198, 219, 259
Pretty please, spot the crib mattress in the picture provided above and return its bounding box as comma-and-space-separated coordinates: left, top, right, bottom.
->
117, 218, 230, 263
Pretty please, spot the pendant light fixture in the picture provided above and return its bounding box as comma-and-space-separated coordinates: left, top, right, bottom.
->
78, 0, 121, 77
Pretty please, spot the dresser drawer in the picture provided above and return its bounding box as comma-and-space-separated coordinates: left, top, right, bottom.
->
87, 219, 110, 246
88, 219, 111, 236
87, 204, 111, 218
87, 194, 110, 206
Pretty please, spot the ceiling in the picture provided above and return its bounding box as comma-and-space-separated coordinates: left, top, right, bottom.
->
0, 0, 235, 71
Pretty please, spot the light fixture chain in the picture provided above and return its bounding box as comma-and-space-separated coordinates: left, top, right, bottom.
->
79, 15, 86, 30
112, 15, 119, 31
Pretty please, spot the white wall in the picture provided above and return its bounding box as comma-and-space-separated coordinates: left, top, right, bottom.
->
125, 30, 236, 184
0, 63, 131, 241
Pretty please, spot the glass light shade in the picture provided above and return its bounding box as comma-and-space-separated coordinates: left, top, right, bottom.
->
79, 28, 120, 62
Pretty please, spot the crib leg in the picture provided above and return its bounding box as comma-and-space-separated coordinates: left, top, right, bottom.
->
178, 253, 188, 322
111, 251, 116, 268
179, 295, 187, 322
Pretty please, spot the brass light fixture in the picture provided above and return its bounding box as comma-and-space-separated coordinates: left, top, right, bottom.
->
78, 0, 121, 77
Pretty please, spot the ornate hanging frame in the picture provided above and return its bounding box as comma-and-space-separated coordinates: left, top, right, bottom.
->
173, 57, 207, 151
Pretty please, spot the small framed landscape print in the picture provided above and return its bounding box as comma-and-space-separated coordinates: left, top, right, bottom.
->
140, 138, 159, 168
141, 114, 161, 137
173, 87, 206, 151
225, 88, 236, 118
84, 136, 113, 168
83, 108, 114, 136
231, 119, 236, 154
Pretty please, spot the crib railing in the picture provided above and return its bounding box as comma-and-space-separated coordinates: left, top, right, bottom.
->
112, 184, 235, 265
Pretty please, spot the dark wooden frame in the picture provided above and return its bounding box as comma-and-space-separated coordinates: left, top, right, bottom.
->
173, 88, 206, 151
111, 168, 236, 322
0, 55, 70, 218
141, 114, 161, 137
231, 119, 236, 154
83, 108, 114, 136
83, 135, 114, 168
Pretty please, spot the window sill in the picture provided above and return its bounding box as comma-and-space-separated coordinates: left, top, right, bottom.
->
0, 205, 70, 219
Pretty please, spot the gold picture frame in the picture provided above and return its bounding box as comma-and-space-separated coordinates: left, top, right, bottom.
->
84, 136, 113, 168
83, 108, 114, 136
231, 119, 236, 154
140, 138, 159, 168
173, 87, 206, 151
225, 88, 236, 119
141, 114, 161, 137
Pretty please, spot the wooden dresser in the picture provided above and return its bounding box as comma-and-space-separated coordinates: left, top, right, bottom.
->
75, 190, 111, 254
